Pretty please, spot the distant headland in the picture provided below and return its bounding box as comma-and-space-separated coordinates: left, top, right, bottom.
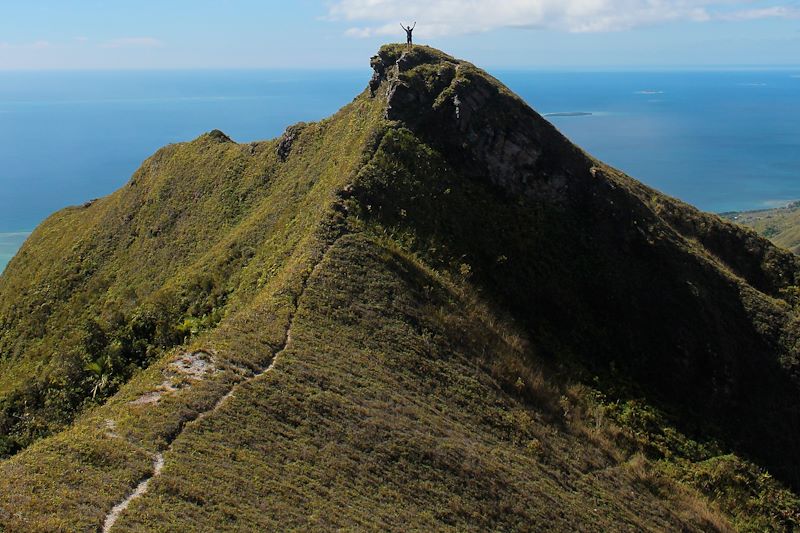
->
544, 111, 593, 117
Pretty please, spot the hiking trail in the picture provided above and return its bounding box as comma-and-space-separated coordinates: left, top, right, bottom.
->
100, 235, 341, 532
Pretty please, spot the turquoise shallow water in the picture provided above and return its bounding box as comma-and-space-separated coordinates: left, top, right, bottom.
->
1, 68, 798, 272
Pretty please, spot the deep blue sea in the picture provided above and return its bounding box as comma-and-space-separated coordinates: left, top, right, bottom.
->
1, 68, 799, 271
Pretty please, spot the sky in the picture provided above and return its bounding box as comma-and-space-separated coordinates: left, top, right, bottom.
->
0, 0, 798, 69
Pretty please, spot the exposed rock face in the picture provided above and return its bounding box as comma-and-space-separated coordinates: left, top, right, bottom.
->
277, 123, 307, 162
206, 129, 234, 143
368, 55, 387, 96
367, 46, 800, 296
369, 47, 590, 202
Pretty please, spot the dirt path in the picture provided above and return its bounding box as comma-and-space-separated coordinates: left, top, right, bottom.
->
100, 235, 340, 531
102, 454, 163, 533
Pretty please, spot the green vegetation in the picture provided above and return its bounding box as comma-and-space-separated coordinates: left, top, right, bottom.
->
1, 44, 799, 531
724, 201, 800, 253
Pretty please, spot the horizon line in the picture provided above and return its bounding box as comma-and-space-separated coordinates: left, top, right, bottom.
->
0, 64, 799, 73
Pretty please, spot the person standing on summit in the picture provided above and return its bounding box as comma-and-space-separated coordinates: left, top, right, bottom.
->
401, 22, 416, 48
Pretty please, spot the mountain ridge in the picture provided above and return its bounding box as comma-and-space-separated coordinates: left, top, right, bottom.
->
359, 47, 800, 482
0, 44, 799, 531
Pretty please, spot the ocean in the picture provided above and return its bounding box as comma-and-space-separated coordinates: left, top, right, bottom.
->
1, 68, 799, 271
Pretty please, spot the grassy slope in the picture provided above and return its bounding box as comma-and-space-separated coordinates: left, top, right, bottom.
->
0, 87, 383, 530
0, 44, 799, 531
0, 91, 380, 455
723, 203, 800, 254
111, 233, 730, 532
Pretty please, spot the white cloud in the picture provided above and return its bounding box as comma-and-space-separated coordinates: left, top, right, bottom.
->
0, 40, 51, 50
329, 0, 800, 36
718, 6, 800, 20
100, 37, 163, 49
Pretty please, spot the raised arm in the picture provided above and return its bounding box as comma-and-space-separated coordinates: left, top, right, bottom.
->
400, 23, 407, 30
412, 22, 416, 30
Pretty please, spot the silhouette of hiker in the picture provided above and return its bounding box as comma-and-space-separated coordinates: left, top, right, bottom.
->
401, 22, 416, 48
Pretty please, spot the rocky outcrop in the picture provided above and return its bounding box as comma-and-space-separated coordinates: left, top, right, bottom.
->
369, 46, 591, 201
277, 123, 307, 162
206, 129, 233, 143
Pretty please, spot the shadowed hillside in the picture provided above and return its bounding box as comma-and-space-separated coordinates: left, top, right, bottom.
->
0, 45, 799, 531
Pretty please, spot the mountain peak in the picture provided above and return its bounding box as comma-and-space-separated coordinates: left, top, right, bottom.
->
369, 44, 590, 199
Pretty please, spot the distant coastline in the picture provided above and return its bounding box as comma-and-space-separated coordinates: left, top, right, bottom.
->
723, 200, 800, 254
544, 111, 593, 117
720, 200, 800, 219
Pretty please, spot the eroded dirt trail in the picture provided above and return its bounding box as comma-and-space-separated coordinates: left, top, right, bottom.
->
102, 454, 163, 533
100, 236, 340, 531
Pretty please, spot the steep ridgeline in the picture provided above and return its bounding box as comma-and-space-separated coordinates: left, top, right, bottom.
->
366, 45, 800, 483
0, 45, 799, 532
